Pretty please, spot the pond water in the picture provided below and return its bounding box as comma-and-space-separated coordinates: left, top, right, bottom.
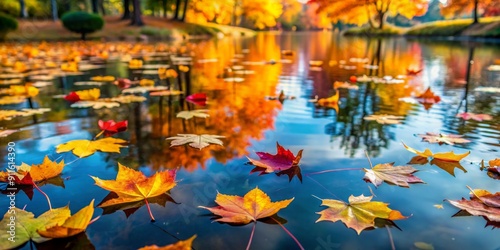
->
0, 32, 499, 250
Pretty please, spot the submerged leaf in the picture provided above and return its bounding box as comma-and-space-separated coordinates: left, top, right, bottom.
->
138, 235, 196, 250
417, 133, 470, 145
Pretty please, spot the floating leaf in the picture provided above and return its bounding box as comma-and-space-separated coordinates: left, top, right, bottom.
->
38, 200, 96, 238
122, 86, 168, 94
98, 120, 128, 137
446, 188, 500, 223
316, 194, 407, 234
417, 133, 470, 145
91, 164, 176, 220
363, 162, 424, 188
0, 96, 27, 105
456, 112, 493, 121
166, 134, 224, 150
176, 109, 209, 120
186, 93, 207, 106
0, 156, 64, 185
71, 101, 120, 109
199, 187, 294, 224
90, 75, 115, 82
0, 207, 71, 249
247, 142, 303, 174
364, 114, 404, 124
109, 95, 147, 103
402, 142, 470, 162
0, 129, 18, 137
138, 235, 196, 250
56, 137, 127, 158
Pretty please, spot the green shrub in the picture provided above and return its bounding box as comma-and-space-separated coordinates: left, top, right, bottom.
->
0, 13, 18, 41
61, 11, 104, 40
140, 26, 172, 38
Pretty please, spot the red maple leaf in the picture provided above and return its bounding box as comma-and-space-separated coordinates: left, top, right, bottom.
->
186, 93, 207, 106
247, 142, 303, 174
98, 120, 128, 136
64, 92, 80, 103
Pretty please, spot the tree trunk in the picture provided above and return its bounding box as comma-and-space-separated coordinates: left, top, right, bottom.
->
122, 0, 131, 20
180, 0, 188, 22
19, 0, 27, 18
81, 32, 86, 40
51, 0, 58, 21
473, 0, 479, 23
130, 0, 144, 26
99, 0, 106, 15
378, 12, 386, 29
162, 0, 167, 17
174, 0, 181, 20
91, 0, 99, 13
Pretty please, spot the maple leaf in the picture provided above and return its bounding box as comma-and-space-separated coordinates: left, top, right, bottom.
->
446, 187, 500, 223
363, 114, 404, 124
0, 206, 71, 249
56, 137, 127, 158
482, 159, 500, 180
98, 120, 128, 137
138, 235, 196, 250
166, 134, 224, 150
363, 162, 424, 188
64, 92, 80, 102
113, 78, 132, 89
38, 200, 96, 238
415, 87, 441, 104
199, 187, 294, 224
71, 100, 120, 109
333, 81, 359, 90
176, 109, 210, 120
0, 96, 27, 105
316, 92, 339, 106
402, 142, 470, 162
150, 90, 184, 96
417, 132, 470, 145
92, 164, 176, 221
90, 76, 115, 82
247, 142, 303, 174
109, 95, 147, 103
67, 89, 101, 101
315, 194, 407, 235
0, 156, 64, 185
186, 93, 207, 106
99, 193, 177, 218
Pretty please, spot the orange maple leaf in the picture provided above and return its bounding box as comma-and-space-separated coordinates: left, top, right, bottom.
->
0, 156, 64, 185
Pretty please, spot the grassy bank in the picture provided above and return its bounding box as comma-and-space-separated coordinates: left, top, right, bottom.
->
342, 16, 500, 38
7, 15, 256, 41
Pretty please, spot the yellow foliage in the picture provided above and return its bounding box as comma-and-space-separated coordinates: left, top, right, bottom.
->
242, 0, 283, 29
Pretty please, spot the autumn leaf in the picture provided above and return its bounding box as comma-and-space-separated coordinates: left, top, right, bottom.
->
98, 120, 128, 137
402, 142, 470, 162
363, 114, 404, 124
66, 89, 101, 101
71, 100, 120, 109
247, 142, 303, 174
90, 75, 115, 82
482, 159, 500, 180
56, 137, 127, 158
186, 93, 207, 106
0, 96, 27, 105
99, 193, 176, 218
0, 156, 64, 185
417, 132, 470, 145
38, 200, 96, 238
113, 78, 132, 89
9, 85, 39, 97
0, 206, 71, 249
199, 187, 294, 224
138, 235, 196, 250
166, 134, 224, 150
415, 87, 441, 104
446, 187, 500, 223
363, 162, 424, 188
91, 163, 176, 220
456, 112, 493, 121
0, 129, 17, 137
315, 194, 407, 235
176, 109, 210, 120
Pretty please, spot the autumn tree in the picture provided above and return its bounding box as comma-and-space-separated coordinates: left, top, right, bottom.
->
309, 0, 428, 29
440, 0, 498, 24
241, 0, 283, 29
186, 0, 235, 24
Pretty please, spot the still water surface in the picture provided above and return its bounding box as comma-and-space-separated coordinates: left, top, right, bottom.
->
1, 32, 499, 249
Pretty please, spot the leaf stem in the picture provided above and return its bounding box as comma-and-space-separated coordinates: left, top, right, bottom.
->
385, 225, 395, 250
246, 222, 256, 250
365, 150, 373, 169
306, 168, 363, 176
271, 217, 304, 250
32, 181, 52, 210
144, 198, 156, 222
94, 130, 104, 140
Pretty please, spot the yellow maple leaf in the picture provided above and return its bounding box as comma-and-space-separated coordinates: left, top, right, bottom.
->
9, 85, 39, 97
75, 88, 100, 101
316, 194, 407, 235
138, 235, 196, 250
0, 156, 64, 184
56, 137, 127, 158
199, 187, 294, 224
402, 142, 470, 162
38, 200, 95, 238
